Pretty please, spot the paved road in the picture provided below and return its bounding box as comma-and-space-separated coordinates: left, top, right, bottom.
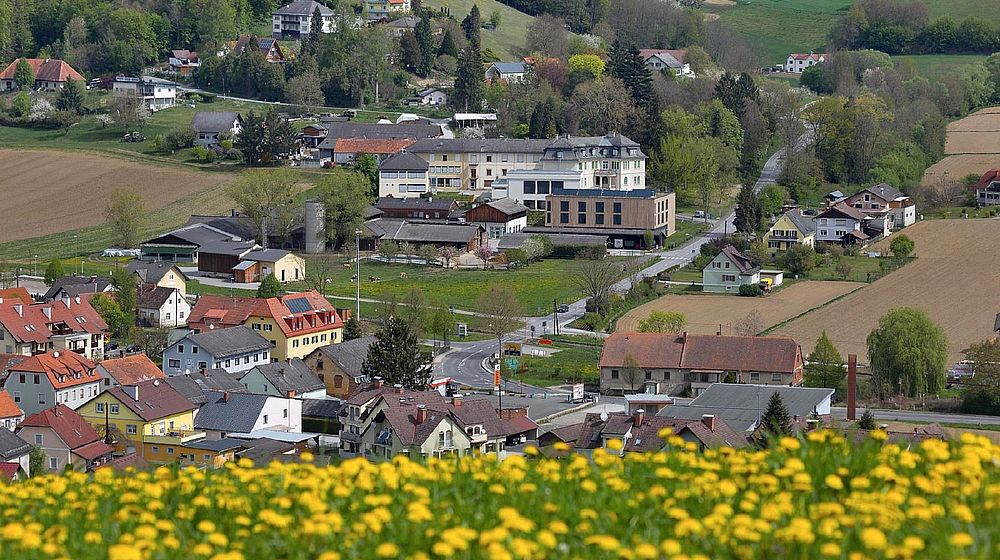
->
831, 407, 1000, 426
438, 133, 814, 389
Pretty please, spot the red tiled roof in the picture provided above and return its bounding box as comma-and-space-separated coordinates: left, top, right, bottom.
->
0, 295, 107, 345
188, 295, 260, 329
9, 352, 98, 389
73, 439, 114, 460
975, 169, 1000, 189
252, 291, 344, 338
97, 354, 165, 386
0, 462, 22, 480
20, 404, 103, 450
0, 58, 84, 83
105, 379, 195, 422
0, 390, 22, 419
332, 138, 414, 155
0, 288, 32, 304
789, 53, 826, 61
600, 332, 802, 374
99, 452, 149, 472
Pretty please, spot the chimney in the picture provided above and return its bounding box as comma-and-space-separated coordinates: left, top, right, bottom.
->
374, 377, 384, 389
286, 390, 296, 398
53, 350, 60, 358
452, 395, 462, 407
223, 391, 230, 402
393, 383, 403, 393
415, 404, 427, 424
123, 385, 139, 402
846, 354, 857, 421
702, 414, 716, 431
13, 303, 22, 317
806, 419, 820, 431
633, 409, 645, 428
279, 368, 286, 377
42, 307, 51, 319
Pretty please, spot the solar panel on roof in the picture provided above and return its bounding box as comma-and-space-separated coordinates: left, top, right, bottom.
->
285, 297, 312, 314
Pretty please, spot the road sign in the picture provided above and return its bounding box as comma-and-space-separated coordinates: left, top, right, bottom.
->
503, 342, 522, 356
572, 383, 584, 402
505, 357, 518, 371
493, 362, 501, 389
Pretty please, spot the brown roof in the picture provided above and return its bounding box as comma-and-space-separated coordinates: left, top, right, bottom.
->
378, 406, 453, 446
0, 390, 22, 419
9, 352, 98, 389
600, 332, 802, 374
0, 58, 84, 83
574, 412, 748, 452
97, 354, 166, 386
599, 332, 685, 370
817, 203, 865, 221
188, 294, 260, 329
137, 285, 176, 309
333, 138, 414, 155
718, 245, 758, 274
0, 288, 32, 304
104, 379, 195, 422
73, 439, 115, 460
19, 404, 104, 450
0, 462, 22, 480
99, 452, 149, 472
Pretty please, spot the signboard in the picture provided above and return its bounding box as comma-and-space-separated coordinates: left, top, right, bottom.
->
572, 383, 585, 402
493, 362, 501, 389
457, 323, 467, 337
505, 357, 519, 372
503, 342, 522, 356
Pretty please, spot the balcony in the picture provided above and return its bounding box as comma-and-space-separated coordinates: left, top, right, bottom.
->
144, 431, 207, 446
769, 233, 798, 240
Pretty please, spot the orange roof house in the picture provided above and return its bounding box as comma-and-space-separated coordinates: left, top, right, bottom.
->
0, 390, 23, 430
0, 58, 85, 91
95, 354, 166, 388
17, 404, 113, 471
2, 352, 102, 415
0, 288, 32, 304
0, 294, 108, 360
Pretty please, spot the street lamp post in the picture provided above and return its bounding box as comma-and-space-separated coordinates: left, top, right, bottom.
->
32, 255, 37, 277
355, 230, 362, 322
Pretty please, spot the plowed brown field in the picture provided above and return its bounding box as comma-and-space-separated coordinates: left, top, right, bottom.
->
772, 220, 1000, 363
0, 150, 227, 243
924, 107, 1000, 185
617, 281, 864, 335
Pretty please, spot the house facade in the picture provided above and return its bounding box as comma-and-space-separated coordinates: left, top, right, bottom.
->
137, 286, 190, 328
639, 49, 693, 77
273, 0, 335, 38
191, 111, 243, 147
366, 0, 411, 21
702, 245, 760, 293
76, 380, 196, 456
238, 359, 327, 399
17, 405, 113, 472
111, 76, 178, 112
127, 261, 188, 297
544, 189, 674, 249
237, 249, 306, 283
415, 87, 447, 106
407, 138, 548, 191
378, 151, 430, 198
2, 352, 102, 415
763, 209, 816, 255
599, 332, 805, 396
162, 326, 273, 376
168, 50, 200, 75
302, 336, 373, 398
974, 169, 1000, 205
485, 62, 527, 83
194, 391, 302, 439
0, 295, 107, 360
0, 58, 85, 91
0, 390, 24, 431
785, 52, 827, 73
244, 291, 345, 361
843, 183, 916, 230
815, 204, 867, 245
464, 199, 529, 239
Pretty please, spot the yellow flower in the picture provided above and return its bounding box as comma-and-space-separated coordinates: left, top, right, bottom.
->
825, 474, 843, 490
661, 539, 682, 555
377, 543, 400, 557
860, 528, 887, 550
318, 553, 341, 560
108, 544, 143, 560
197, 520, 216, 534
950, 533, 974, 547
821, 543, 841, 556
583, 534, 620, 551
84, 531, 102, 544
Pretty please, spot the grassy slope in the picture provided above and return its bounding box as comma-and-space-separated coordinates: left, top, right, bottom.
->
709, 0, 1000, 67
894, 54, 988, 80
424, 0, 537, 60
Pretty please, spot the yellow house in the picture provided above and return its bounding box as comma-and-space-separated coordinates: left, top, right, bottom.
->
244, 249, 306, 283
246, 290, 345, 361
142, 433, 242, 468
76, 379, 196, 456
127, 261, 189, 297
763, 209, 815, 256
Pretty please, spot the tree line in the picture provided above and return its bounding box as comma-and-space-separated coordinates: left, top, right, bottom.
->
833, 0, 1000, 55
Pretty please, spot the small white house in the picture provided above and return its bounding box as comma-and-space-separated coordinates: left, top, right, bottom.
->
137, 286, 190, 328
111, 76, 179, 112
639, 49, 693, 77
785, 52, 827, 73
701, 245, 760, 293
484, 62, 527, 83
191, 111, 243, 147
416, 87, 447, 106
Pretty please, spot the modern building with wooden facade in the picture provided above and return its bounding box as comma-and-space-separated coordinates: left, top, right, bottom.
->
542, 189, 675, 249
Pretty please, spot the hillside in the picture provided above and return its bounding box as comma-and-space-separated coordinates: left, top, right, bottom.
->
424, 0, 539, 60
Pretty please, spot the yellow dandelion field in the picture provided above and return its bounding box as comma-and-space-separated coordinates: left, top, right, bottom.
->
0, 432, 998, 559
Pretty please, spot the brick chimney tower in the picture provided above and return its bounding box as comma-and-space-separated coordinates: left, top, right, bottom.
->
847, 354, 857, 421
633, 409, 645, 428
415, 404, 427, 424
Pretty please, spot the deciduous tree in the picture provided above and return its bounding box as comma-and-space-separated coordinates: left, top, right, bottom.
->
226, 169, 298, 246
13, 58, 33, 89
960, 339, 1000, 415
890, 234, 914, 257
319, 170, 371, 248
477, 285, 524, 380
637, 311, 685, 333
867, 307, 948, 397
104, 190, 144, 248
44, 259, 64, 284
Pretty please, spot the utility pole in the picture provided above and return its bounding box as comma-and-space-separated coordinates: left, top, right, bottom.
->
552, 299, 559, 336
355, 230, 362, 322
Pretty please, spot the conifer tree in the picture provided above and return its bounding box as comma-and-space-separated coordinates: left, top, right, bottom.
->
415, 13, 435, 77
857, 409, 877, 430
343, 316, 363, 341
760, 392, 792, 437
608, 40, 653, 110
361, 316, 433, 390
733, 181, 762, 236
437, 28, 458, 57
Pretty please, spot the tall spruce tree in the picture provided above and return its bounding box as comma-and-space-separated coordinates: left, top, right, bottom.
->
733, 181, 762, 236
361, 316, 433, 390
453, 12, 482, 111
437, 28, 458, 57
608, 40, 653, 110
56, 78, 85, 114
528, 100, 557, 139
760, 392, 792, 437
343, 316, 363, 341
415, 13, 435, 77
461, 4, 481, 42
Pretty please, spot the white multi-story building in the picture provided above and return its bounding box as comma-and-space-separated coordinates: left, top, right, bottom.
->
407, 138, 549, 191
272, 0, 335, 38
785, 52, 827, 73
111, 76, 179, 112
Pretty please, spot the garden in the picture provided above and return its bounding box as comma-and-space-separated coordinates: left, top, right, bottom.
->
0, 431, 996, 558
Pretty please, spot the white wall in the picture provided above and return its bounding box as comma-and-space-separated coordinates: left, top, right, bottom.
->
256, 396, 302, 432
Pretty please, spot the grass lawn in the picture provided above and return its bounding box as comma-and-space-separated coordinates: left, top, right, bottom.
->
289, 255, 639, 312
804, 254, 888, 283
894, 54, 988, 80
424, 0, 554, 60
921, 206, 999, 220
664, 220, 707, 249
516, 340, 602, 387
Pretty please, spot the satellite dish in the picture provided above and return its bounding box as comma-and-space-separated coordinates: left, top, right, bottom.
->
600, 411, 609, 422
184, 369, 190, 375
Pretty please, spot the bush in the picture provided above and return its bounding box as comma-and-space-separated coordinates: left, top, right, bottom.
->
579, 312, 604, 331
890, 234, 915, 258
166, 128, 196, 151
738, 283, 763, 297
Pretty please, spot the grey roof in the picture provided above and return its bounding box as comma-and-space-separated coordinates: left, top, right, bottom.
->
191, 111, 241, 133
302, 398, 343, 419
779, 209, 816, 235
379, 151, 429, 171
408, 137, 551, 154
317, 122, 444, 146
389, 15, 420, 28
541, 134, 644, 160
181, 326, 272, 359
195, 391, 271, 432
483, 198, 529, 216
197, 240, 258, 257
165, 375, 208, 405
363, 205, 383, 219
863, 182, 905, 201
144, 224, 241, 248
551, 188, 657, 198
245, 359, 324, 395
498, 231, 607, 250
236, 437, 296, 463
274, 0, 333, 16
127, 260, 189, 284
312, 336, 375, 377
657, 384, 834, 432
184, 438, 246, 452
244, 249, 292, 262
44, 276, 113, 300
365, 219, 481, 244
489, 62, 527, 74
376, 197, 455, 212
165, 369, 246, 406
0, 428, 30, 460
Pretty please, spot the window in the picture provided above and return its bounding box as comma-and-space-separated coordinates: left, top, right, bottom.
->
198, 361, 207, 369
151, 446, 159, 454
771, 373, 783, 383
225, 360, 231, 367
110, 404, 119, 414
38, 394, 45, 405
126, 424, 137, 435
33, 374, 39, 385
613, 215, 622, 225
578, 213, 586, 224
611, 369, 619, 379
645, 371, 652, 380
595, 213, 604, 225
96, 402, 105, 413
49, 457, 58, 470
750, 372, 760, 381
34, 434, 43, 445
178, 345, 184, 353
595, 202, 604, 213
167, 447, 174, 455
12, 391, 19, 403
283, 408, 288, 418
244, 356, 250, 364
192, 346, 198, 354
559, 201, 569, 212
722, 275, 736, 282
204, 454, 211, 461
168, 359, 180, 368
264, 324, 273, 332
559, 213, 569, 224
18, 374, 23, 383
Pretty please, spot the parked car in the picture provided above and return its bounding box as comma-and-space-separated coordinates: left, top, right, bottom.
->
557, 304, 570, 313
121, 132, 146, 143
106, 342, 119, 351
